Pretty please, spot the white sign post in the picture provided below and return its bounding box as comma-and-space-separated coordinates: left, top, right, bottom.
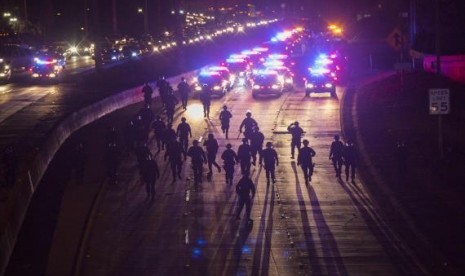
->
429, 88, 450, 115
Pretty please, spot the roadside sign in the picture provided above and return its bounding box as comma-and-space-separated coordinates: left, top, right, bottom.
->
429, 88, 450, 115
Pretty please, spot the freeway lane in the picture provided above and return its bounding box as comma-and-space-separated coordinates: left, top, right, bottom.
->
45, 84, 427, 275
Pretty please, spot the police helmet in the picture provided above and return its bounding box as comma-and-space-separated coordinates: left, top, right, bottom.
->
208, 133, 214, 138
193, 140, 199, 145
334, 135, 340, 141
246, 111, 252, 117
303, 139, 309, 145
226, 143, 232, 149
242, 138, 248, 143
266, 142, 272, 148
294, 121, 299, 125
223, 105, 228, 110
181, 117, 186, 121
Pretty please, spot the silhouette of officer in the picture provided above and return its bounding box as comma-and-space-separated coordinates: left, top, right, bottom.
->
237, 138, 252, 175
203, 133, 222, 178
165, 139, 185, 182
221, 143, 238, 185
329, 135, 344, 178
177, 117, 192, 152
260, 142, 279, 184
287, 121, 304, 159
235, 171, 256, 223
187, 140, 207, 187
297, 139, 316, 185
219, 105, 233, 139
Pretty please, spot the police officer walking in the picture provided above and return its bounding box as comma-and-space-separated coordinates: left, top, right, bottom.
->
164, 139, 186, 182
219, 105, 233, 139
329, 135, 344, 178
177, 117, 192, 152
187, 140, 207, 187
237, 138, 253, 175
235, 172, 256, 223
141, 155, 160, 200
142, 82, 153, 107
165, 91, 178, 124
287, 121, 304, 159
151, 115, 166, 152
343, 139, 357, 182
177, 77, 191, 110
260, 142, 279, 184
250, 126, 265, 166
221, 144, 238, 185
200, 84, 212, 118
203, 133, 222, 178
163, 123, 177, 145
239, 111, 257, 141
297, 139, 316, 185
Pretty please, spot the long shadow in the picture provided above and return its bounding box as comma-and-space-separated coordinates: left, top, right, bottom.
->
337, 178, 423, 275
251, 181, 275, 276
306, 183, 348, 275
290, 162, 323, 274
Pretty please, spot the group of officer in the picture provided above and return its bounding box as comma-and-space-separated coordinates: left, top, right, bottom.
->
97, 77, 357, 220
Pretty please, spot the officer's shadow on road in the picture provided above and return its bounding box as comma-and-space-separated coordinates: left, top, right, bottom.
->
291, 162, 348, 275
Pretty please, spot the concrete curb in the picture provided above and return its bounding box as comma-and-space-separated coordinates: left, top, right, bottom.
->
0, 69, 201, 275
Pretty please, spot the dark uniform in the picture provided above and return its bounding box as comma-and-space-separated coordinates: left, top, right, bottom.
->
177, 118, 192, 152
157, 78, 169, 107
221, 144, 237, 185
343, 141, 357, 182
142, 83, 153, 107
287, 121, 304, 159
165, 139, 185, 182
163, 124, 177, 145
297, 140, 316, 185
187, 141, 207, 186
259, 142, 279, 184
203, 134, 221, 176
200, 86, 211, 118
239, 112, 257, 141
138, 105, 155, 131
329, 135, 344, 178
237, 138, 252, 175
219, 106, 233, 139
177, 78, 191, 110
141, 156, 160, 200
165, 91, 178, 124
151, 117, 166, 151
250, 127, 265, 165
235, 173, 256, 222
133, 115, 147, 146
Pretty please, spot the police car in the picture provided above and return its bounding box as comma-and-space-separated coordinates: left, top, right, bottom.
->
251, 70, 283, 98
304, 67, 336, 97
30, 57, 63, 83
262, 61, 294, 92
193, 71, 228, 97
224, 56, 251, 87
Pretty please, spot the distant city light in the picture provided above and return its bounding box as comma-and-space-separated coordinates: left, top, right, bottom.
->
137, 8, 143, 13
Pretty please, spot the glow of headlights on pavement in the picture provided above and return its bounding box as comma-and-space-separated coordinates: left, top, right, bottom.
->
185, 103, 205, 120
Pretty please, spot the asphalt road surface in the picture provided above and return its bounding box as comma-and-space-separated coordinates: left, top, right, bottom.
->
41, 82, 427, 275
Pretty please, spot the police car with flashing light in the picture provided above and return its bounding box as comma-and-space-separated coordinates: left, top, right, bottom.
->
192, 71, 228, 97
304, 67, 336, 97
262, 61, 294, 92
251, 70, 283, 98
30, 57, 63, 83
224, 56, 251, 87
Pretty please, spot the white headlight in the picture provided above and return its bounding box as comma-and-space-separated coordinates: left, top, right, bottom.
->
253, 84, 260, 89
285, 78, 293, 84
4, 65, 9, 69
195, 86, 202, 91
272, 84, 279, 89
32, 73, 39, 78
325, 83, 333, 88
306, 83, 314, 89
229, 74, 236, 82
213, 85, 221, 90
49, 73, 56, 78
